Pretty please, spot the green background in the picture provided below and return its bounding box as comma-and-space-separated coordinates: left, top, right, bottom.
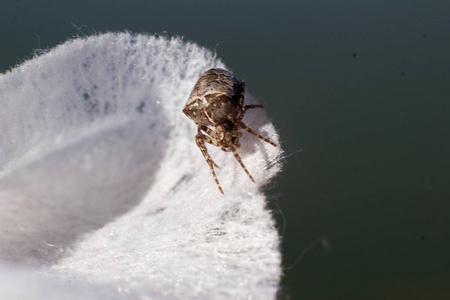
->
1, 1, 449, 299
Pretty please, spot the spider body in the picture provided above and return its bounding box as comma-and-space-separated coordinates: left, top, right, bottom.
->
183, 68, 276, 194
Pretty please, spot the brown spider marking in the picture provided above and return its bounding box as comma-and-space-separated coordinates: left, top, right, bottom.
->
183, 68, 276, 194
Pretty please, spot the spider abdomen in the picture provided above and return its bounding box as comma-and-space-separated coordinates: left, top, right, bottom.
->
184, 69, 242, 126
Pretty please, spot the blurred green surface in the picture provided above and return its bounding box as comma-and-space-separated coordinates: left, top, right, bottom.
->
1, 1, 449, 299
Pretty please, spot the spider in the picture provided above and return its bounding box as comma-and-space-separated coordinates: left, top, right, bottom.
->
183, 68, 276, 194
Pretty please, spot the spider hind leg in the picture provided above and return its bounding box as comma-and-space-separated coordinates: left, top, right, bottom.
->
228, 114, 277, 147
231, 146, 255, 182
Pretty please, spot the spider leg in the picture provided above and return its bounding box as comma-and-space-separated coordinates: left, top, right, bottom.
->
230, 145, 255, 182
197, 126, 220, 167
239, 81, 246, 107
239, 105, 264, 121
237, 80, 263, 120
196, 126, 223, 193
227, 115, 277, 147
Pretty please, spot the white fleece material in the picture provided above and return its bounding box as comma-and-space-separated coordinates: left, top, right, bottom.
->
0, 32, 283, 299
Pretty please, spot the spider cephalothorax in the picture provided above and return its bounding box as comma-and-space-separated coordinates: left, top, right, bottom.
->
183, 68, 276, 194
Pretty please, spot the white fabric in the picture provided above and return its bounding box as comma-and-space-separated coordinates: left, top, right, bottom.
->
0, 32, 283, 299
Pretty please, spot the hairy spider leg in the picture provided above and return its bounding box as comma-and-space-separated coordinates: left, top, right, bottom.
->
228, 113, 277, 147
238, 81, 273, 142
240, 105, 264, 120
230, 145, 255, 182
203, 123, 255, 183
202, 120, 255, 183
196, 125, 223, 194
239, 81, 246, 107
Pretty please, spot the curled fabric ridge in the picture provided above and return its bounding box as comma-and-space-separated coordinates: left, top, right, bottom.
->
0, 32, 283, 299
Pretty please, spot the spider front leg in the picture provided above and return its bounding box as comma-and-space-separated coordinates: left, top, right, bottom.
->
196, 125, 223, 194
